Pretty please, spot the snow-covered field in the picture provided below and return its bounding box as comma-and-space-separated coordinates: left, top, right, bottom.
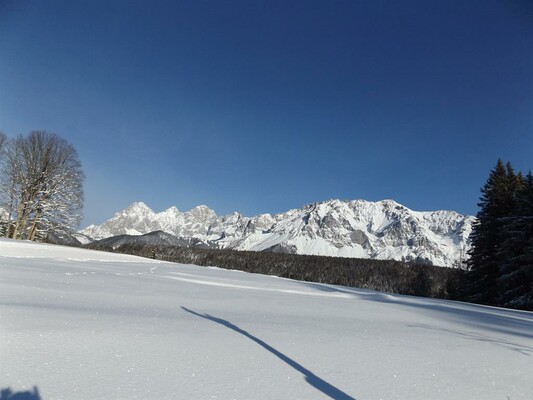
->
1, 239, 531, 400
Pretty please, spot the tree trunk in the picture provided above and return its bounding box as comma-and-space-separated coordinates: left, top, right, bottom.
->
28, 209, 42, 241
11, 201, 27, 239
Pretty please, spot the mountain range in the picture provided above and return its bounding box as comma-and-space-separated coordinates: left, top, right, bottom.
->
80, 199, 474, 267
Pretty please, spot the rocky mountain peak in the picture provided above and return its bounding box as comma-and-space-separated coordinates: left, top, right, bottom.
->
80, 199, 474, 267
161, 206, 180, 215
186, 205, 215, 216
123, 201, 154, 215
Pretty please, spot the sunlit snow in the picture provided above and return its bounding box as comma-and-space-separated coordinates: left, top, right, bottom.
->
1, 239, 531, 399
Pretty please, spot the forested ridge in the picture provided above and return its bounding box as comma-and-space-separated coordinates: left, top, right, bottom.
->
86, 241, 461, 300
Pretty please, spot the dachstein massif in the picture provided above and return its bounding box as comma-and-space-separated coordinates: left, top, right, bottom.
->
80, 199, 474, 268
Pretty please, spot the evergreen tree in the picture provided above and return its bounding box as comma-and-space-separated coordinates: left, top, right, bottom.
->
498, 171, 533, 310
464, 160, 533, 310
464, 160, 516, 305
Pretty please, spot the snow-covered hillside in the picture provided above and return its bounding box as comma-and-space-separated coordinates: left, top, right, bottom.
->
81, 199, 474, 267
1, 239, 531, 400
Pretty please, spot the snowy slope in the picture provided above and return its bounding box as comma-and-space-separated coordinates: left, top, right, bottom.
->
81, 199, 474, 267
1, 239, 531, 400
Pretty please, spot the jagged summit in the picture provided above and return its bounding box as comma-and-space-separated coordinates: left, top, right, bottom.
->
81, 199, 474, 267
161, 206, 180, 214
185, 205, 217, 218
124, 201, 153, 213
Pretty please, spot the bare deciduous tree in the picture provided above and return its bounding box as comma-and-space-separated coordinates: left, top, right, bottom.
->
0, 132, 6, 153
0, 131, 84, 240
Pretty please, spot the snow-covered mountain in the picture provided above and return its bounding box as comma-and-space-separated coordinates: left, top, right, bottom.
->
81, 199, 474, 267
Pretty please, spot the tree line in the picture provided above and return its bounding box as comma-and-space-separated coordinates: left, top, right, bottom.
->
0, 131, 84, 240
86, 241, 462, 299
461, 160, 533, 310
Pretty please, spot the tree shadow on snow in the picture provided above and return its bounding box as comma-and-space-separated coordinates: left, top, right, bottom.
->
299, 281, 533, 353
181, 307, 356, 400
0, 387, 41, 400
365, 292, 533, 341
406, 323, 533, 356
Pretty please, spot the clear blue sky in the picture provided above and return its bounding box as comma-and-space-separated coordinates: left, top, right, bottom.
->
1, 0, 532, 226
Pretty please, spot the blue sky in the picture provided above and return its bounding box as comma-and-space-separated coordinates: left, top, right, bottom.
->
1, 0, 532, 226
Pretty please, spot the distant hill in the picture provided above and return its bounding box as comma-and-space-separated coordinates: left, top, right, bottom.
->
95, 230, 214, 249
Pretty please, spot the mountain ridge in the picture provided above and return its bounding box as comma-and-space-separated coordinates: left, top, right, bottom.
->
81, 199, 474, 267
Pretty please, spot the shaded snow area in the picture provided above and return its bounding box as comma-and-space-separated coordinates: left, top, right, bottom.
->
1, 239, 531, 400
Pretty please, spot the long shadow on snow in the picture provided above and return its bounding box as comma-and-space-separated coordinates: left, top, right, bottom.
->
300, 282, 533, 348
181, 307, 356, 400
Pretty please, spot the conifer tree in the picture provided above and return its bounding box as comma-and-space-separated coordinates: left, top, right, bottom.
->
464, 160, 516, 305
498, 171, 533, 310
464, 160, 533, 309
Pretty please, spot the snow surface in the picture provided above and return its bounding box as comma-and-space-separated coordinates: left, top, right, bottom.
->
1, 239, 532, 400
